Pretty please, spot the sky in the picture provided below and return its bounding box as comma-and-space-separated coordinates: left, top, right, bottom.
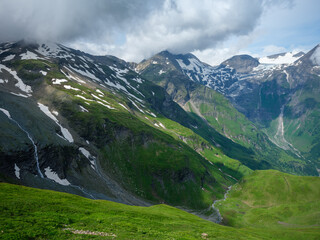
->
0, 0, 319, 65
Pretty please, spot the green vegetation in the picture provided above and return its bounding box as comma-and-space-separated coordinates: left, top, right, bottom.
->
0, 183, 245, 240
1, 182, 319, 239
216, 170, 320, 239
138, 53, 314, 176
34, 66, 240, 210
1, 57, 247, 210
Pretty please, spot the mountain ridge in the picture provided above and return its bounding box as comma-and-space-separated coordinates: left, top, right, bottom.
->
137, 46, 320, 175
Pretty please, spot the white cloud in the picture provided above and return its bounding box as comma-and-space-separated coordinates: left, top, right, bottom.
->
262, 45, 287, 55
192, 32, 261, 65
0, 0, 300, 64
117, 0, 265, 62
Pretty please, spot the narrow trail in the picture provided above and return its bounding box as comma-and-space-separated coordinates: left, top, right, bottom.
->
283, 176, 290, 192
0, 108, 44, 178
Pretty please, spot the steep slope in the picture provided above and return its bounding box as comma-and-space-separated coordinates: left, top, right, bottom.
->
137, 51, 310, 175
253, 45, 320, 173
0, 40, 244, 211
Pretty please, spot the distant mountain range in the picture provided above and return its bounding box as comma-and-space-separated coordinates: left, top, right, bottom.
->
137, 44, 320, 175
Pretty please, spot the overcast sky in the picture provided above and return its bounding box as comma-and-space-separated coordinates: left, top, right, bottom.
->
0, 0, 319, 65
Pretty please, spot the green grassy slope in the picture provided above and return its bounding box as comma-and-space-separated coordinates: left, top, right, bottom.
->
216, 170, 320, 237
187, 86, 311, 175
1, 183, 319, 240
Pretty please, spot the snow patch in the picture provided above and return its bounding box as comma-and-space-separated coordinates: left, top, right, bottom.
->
14, 164, 20, 179
60, 127, 74, 143
118, 103, 128, 110
96, 89, 104, 95
79, 105, 89, 112
75, 95, 94, 102
149, 112, 157, 118
176, 58, 201, 72
52, 78, 68, 85
130, 100, 144, 113
63, 67, 86, 83
79, 147, 96, 169
20, 51, 41, 60
97, 101, 114, 109
3, 54, 15, 61
259, 52, 301, 65
44, 166, 70, 185
0, 64, 32, 94
0, 108, 11, 118
40, 70, 47, 76
132, 77, 143, 83
158, 69, 166, 75
68, 65, 101, 82
9, 92, 29, 98
38, 103, 74, 143
64, 85, 80, 91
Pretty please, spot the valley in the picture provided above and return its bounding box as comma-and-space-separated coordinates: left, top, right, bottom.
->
0, 40, 319, 239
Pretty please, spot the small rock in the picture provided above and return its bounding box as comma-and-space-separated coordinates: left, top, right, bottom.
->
201, 232, 208, 239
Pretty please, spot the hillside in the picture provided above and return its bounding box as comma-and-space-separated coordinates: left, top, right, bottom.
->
216, 170, 320, 232
0, 40, 252, 213
1, 182, 319, 239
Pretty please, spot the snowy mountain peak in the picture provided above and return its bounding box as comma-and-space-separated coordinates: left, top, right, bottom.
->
259, 51, 305, 65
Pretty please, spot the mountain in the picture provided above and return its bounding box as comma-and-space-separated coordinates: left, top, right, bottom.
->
137, 50, 316, 175
0, 39, 319, 218
0, 40, 319, 239
220, 54, 259, 73
0, 40, 248, 214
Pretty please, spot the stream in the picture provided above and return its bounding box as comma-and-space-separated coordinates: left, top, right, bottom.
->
0, 108, 44, 178
212, 185, 232, 223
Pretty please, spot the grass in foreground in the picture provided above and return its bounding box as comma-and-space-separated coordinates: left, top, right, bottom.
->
1, 182, 320, 239
0, 183, 254, 240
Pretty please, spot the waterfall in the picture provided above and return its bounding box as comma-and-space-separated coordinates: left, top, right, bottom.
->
0, 108, 44, 178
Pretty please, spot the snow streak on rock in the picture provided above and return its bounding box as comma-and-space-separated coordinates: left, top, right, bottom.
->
44, 166, 70, 185
38, 103, 74, 143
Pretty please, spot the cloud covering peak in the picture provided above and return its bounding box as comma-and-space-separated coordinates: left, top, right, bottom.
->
0, 0, 293, 62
